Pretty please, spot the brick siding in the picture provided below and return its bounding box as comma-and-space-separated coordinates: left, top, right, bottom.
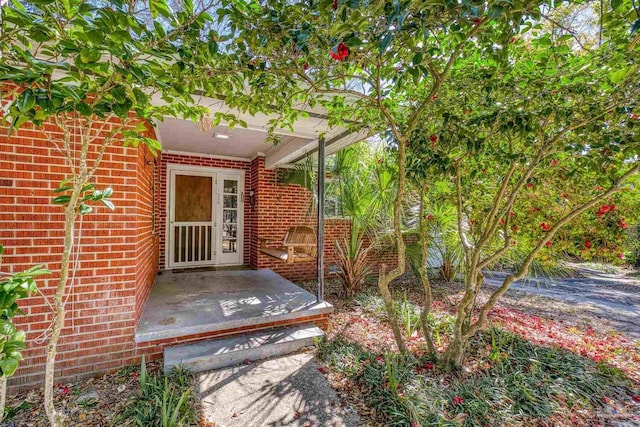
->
0, 110, 158, 391
0, 110, 397, 391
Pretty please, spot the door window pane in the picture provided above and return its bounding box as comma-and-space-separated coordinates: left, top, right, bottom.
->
223, 195, 237, 209
223, 210, 237, 224
224, 180, 238, 194
222, 239, 237, 253
223, 224, 237, 238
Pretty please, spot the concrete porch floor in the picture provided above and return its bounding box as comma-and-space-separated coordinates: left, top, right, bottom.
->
135, 269, 333, 343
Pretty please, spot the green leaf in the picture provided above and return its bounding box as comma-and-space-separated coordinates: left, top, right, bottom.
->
488, 5, 503, 21
13, 330, 26, 343
79, 204, 93, 215
0, 357, 19, 377
52, 195, 71, 205
101, 199, 115, 210
149, 0, 173, 19
0, 321, 16, 336
102, 187, 113, 198
609, 68, 627, 84
76, 102, 92, 117
79, 48, 101, 64
208, 41, 218, 55
111, 30, 131, 43
379, 32, 393, 53
17, 89, 35, 112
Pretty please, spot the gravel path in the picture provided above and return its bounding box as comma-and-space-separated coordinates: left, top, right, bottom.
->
484, 267, 640, 337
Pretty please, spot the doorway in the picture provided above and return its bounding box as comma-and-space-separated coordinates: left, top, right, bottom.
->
167, 164, 244, 268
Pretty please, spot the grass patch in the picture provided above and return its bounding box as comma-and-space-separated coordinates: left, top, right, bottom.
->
116, 358, 199, 427
319, 328, 633, 426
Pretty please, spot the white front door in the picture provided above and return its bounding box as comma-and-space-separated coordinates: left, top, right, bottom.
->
167, 165, 244, 268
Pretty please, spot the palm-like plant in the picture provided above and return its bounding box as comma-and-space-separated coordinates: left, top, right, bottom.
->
331, 144, 395, 296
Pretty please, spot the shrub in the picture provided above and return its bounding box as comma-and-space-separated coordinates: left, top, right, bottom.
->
117, 358, 199, 427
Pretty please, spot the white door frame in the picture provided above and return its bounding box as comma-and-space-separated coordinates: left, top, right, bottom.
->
165, 163, 245, 269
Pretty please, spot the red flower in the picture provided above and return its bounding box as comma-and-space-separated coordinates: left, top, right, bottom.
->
424, 362, 434, 370
617, 219, 628, 230
511, 240, 517, 246
429, 134, 438, 143
632, 395, 640, 402
432, 95, 439, 100
332, 0, 338, 10
526, 183, 534, 189
452, 396, 464, 405
509, 211, 515, 217
376, 157, 382, 164
617, 252, 625, 260
499, 218, 505, 225
510, 36, 516, 43
550, 158, 558, 166
631, 113, 638, 120
303, 62, 310, 71
540, 222, 550, 232
426, 214, 434, 221
545, 241, 552, 247
584, 240, 592, 249
62, 386, 69, 396
330, 42, 349, 61
596, 205, 609, 216
131, 372, 139, 379
318, 366, 329, 374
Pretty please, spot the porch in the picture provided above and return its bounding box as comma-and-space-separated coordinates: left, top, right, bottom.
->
134, 269, 333, 344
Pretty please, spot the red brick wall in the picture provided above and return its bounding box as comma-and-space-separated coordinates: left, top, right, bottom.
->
0, 112, 158, 391
134, 142, 160, 319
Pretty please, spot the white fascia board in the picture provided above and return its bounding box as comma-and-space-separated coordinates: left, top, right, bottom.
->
265, 127, 371, 169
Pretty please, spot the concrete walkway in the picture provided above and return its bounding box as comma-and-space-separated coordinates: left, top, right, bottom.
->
197, 352, 360, 427
484, 267, 640, 337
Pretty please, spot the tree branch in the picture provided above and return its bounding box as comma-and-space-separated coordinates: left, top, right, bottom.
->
465, 163, 640, 338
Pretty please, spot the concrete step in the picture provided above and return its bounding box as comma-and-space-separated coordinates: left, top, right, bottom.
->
163, 323, 324, 374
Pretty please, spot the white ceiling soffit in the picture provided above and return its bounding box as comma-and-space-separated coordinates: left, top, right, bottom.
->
150, 93, 369, 168
150, 92, 344, 140
155, 118, 307, 160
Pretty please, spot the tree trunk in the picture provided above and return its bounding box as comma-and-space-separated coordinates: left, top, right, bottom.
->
442, 265, 478, 368
378, 265, 408, 354
418, 273, 437, 355
417, 184, 437, 355
442, 332, 467, 369
376, 134, 408, 355
0, 375, 6, 421
44, 186, 82, 427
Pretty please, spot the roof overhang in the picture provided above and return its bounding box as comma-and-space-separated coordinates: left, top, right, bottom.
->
151, 93, 370, 169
